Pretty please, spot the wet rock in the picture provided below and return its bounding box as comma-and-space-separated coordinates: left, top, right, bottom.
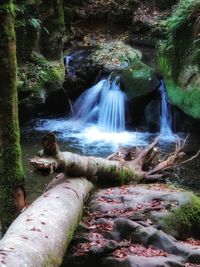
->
121, 61, 159, 100
178, 65, 200, 88
88, 240, 118, 256
63, 48, 102, 100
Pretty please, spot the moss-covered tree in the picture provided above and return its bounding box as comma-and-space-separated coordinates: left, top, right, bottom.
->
0, 0, 25, 232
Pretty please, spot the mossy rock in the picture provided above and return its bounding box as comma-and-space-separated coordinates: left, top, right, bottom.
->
90, 41, 142, 73
18, 54, 65, 120
162, 194, 200, 239
166, 79, 200, 119
121, 62, 159, 100
178, 64, 200, 88
18, 54, 64, 95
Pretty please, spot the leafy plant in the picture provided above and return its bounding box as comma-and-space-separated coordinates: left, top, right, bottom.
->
28, 18, 49, 34
158, 0, 200, 80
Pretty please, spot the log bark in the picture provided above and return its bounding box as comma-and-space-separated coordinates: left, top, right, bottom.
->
31, 133, 149, 184
0, 177, 93, 267
31, 133, 188, 183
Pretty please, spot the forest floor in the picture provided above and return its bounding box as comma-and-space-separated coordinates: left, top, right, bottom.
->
65, 183, 200, 267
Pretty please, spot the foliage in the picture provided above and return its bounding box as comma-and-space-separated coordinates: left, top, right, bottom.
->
158, 0, 200, 80
28, 18, 49, 34
18, 54, 64, 95
166, 79, 200, 119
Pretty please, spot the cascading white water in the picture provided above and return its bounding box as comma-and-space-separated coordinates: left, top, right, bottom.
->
72, 76, 126, 132
73, 79, 106, 124
98, 77, 125, 132
159, 80, 173, 138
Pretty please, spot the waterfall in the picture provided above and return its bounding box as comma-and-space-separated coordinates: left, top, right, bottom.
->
73, 79, 106, 124
72, 76, 126, 132
64, 50, 89, 77
159, 80, 173, 137
98, 77, 125, 132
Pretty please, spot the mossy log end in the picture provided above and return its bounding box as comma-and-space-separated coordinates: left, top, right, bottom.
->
0, 177, 93, 267
31, 133, 186, 184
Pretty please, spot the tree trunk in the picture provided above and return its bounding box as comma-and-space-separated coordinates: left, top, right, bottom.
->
31, 133, 187, 184
0, 1, 25, 232
0, 177, 93, 267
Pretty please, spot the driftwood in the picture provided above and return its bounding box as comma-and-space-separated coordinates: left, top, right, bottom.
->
0, 176, 93, 267
30, 133, 189, 183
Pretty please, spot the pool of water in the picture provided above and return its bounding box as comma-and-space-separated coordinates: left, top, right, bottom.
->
21, 116, 200, 201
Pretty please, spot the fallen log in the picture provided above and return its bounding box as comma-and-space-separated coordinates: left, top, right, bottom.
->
31, 133, 187, 183
0, 177, 93, 267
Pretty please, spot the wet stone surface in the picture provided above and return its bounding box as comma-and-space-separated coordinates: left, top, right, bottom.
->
62, 184, 200, 267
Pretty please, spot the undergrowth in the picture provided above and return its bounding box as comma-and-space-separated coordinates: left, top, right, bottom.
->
159, 0, 200, 80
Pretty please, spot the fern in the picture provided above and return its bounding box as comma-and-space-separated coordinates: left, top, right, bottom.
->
28, 18, 49, 34
159, 0, 200, 80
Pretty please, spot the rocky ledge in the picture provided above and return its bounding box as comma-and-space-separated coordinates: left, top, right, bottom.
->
63, 184, 200, 267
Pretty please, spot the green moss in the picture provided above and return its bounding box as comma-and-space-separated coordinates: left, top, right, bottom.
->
164, 194, 200, 239
157, 46, 172, 78
121, 61, 158, 100
0, 2, 15, 15
166, 79, 200, 119
118, 168, 134, 185
158, 0, 200, 80
58, 8, 65, 26
18, 58, 64, 96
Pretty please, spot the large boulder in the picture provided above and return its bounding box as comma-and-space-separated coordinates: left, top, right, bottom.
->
90, 41, 142, 73
121, 61, 159, 100
18, 53, 65, 121
166, 79, 200, 120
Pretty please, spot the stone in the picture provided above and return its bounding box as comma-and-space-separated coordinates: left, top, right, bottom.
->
90, 41, 142, 73
65, 185, 200, 267
121, 61, 159, 100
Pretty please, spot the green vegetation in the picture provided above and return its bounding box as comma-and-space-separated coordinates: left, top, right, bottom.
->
166, 79, 200, 119
164, 194, 200, 239
18, 54, 64, 95
0, 0, 24, 232
159, 0, 200, 80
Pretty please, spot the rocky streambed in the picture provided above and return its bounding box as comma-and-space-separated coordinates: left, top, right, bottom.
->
63, 184, 200, 267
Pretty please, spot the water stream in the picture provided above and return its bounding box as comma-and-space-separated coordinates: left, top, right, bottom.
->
73, 76, 126, 132
21, 52, 200, 202
159, 80, 174, 140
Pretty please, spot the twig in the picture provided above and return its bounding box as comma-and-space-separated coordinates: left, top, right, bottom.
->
180, 149, 200, 165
